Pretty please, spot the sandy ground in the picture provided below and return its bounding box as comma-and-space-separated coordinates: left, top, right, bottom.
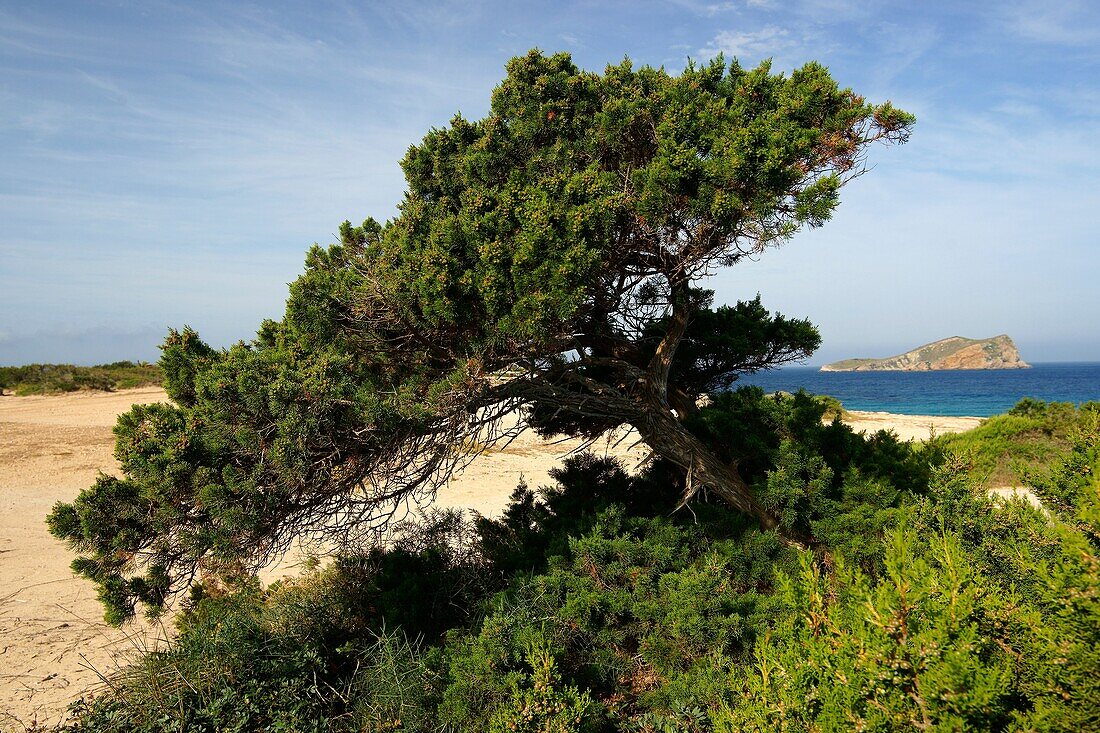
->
842, 410, 983, 442
0, 388, 982, 727
0, 388, 643, 727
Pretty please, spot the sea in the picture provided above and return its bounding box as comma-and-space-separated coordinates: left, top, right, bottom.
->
736, 362, 1100, 417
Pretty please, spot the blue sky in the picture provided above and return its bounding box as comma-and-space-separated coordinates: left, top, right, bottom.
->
1, 0, 1097, 365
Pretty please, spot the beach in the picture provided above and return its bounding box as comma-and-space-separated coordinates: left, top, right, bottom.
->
0, 388, 979, 726
841, 409, 981, 441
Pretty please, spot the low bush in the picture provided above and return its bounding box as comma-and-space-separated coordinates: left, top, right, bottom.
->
54, 393, 1100, 732
718, 432, 1100, 731
0, 361, 162, 395
933, 397, 1099, 485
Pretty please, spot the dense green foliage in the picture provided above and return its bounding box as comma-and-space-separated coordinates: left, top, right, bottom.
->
35, 48, 1100, 733
47, 50, 914, 624
934, 397, 1100, 485
0, 361, 161, 395
55, 395, 1100, 732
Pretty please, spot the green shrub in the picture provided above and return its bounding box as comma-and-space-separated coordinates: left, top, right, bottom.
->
691, 387, 941, 503
0, 361, 162, 395
59, 512, 474, 732
487, 640, 601, 733
717, 424, 1100, 732
63, 579, 352, 732
56, 399, 1100, 732
934, 397, 1099, 485
345, 630, 445, 732
441, 505, 794, 730
716, 529, 1018, 731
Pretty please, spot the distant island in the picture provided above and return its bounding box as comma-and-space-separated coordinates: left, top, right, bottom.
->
821, 335, 1030, 372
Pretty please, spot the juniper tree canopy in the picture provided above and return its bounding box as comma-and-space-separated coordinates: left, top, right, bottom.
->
49, 51, 912, 622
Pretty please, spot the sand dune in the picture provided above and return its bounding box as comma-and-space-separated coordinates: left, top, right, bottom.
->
0, 388, 980, 726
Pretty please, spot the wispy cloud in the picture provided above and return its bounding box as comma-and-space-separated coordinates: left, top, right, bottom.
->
697, 26, 792, 63
1001, 0, 1100, 45
0, 7, 100, 61
668, 0, 740, 17
1, 2, 1097, 361
904, 100, 1100, 183
991, 99, 1042, 118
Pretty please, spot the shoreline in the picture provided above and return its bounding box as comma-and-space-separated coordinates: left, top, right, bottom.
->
741, 361, 1100, 420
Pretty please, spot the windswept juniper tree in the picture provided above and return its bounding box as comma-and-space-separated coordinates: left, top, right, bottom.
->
49, 51, 912, 623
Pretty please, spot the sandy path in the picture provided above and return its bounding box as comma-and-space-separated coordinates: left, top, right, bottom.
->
0, 389, 981, 726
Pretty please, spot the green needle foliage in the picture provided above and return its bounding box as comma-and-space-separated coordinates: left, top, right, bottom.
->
48, 50, 912, 624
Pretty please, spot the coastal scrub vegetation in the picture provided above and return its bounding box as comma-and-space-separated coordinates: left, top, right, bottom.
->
44, 49, 1098, 731
55, 394, 1100, 731
934, 397, 1100, 485
0, 362, 161, 396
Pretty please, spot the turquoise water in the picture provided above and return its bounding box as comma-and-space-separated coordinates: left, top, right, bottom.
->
736, 362, 1100, 417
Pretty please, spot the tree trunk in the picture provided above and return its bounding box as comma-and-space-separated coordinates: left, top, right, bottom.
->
633, 277, 783, 532
633, 401, 778, 531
